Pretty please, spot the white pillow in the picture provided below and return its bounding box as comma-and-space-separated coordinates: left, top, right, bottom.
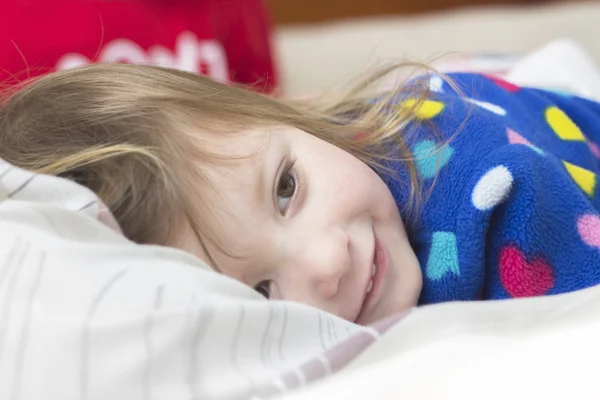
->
0, 160, 390, 400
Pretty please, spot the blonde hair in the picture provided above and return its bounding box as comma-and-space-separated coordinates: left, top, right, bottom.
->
0, 63, 439, 259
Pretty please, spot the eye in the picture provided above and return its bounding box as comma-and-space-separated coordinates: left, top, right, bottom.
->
276, 168, 296, 213
254, 281, 271, 299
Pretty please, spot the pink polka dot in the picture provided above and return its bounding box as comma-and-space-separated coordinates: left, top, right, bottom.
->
499, 245, 554, 298
578, 214, 600, 248
588, 141, 600, 159
507, 128, 532, 146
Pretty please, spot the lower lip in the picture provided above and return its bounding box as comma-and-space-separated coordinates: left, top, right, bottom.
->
356, 236, 388, 324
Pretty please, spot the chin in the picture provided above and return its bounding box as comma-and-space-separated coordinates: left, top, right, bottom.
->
375, 285, 421, 324
361, 299, 416, 325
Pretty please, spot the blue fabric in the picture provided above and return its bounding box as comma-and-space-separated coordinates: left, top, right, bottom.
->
381, 73, 600, 304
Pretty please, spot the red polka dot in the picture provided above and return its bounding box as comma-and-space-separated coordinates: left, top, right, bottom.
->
485, 75, 521, 93
354, 132, 370, 140
499, 245, 555, 298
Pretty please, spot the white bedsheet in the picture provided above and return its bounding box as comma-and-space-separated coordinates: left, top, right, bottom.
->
281, 283, 600, 399
506, 39, 600, 102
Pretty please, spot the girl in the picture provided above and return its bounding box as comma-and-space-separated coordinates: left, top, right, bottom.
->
2, 62, 600, 326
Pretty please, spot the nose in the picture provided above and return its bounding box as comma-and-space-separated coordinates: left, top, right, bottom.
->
281, 228, 352, 303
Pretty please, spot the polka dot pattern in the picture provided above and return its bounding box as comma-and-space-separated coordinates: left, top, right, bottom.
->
466, 98, 507, 116
353, 132, 370, 140
401, 99, 445, 119
506, 128, 532, 146
472, 165, 513, 211
499, 245, 555, 298
546, 106, 585, 141
588, 141, 600, 159
409, 73, 600, 304
507, 128, 544, 154
563, 161, 596, 197
413, 140, 454, 179
429, 75, 444, 93
485, 75, 520, 93
528, 146, 545, 156
545, 89, 573, 98
578, 214, 600, 249
426, 232, 460, 280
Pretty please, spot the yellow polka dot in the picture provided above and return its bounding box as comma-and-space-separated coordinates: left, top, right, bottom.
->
401, 99, 445, 119
564, 161, 596, 196
546, 107, 585, 141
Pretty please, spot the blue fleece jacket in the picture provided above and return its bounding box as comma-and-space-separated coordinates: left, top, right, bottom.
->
382, 73, 600, 304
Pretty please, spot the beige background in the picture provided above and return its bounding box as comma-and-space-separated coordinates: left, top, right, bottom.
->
273, 1, 600, 96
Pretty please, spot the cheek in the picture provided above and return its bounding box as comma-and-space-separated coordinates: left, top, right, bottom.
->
169, 220, 206, 258
368, 173, 404, 223
343, 170, 395, 221
309, 148, 393, 214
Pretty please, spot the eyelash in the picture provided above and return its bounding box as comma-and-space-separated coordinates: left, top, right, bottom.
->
276, 157, 305, 216
258, 158, 304, 299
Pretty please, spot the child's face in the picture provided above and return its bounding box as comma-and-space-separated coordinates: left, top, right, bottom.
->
178, 126, 422, 325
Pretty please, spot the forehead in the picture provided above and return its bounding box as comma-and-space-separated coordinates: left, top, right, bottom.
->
190, 128, 279, 269
192, 128, 265, 196
208, 128, 272, 159
197, 127, 280, 219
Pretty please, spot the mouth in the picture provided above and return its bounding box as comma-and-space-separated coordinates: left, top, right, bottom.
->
355, 235, 387, 324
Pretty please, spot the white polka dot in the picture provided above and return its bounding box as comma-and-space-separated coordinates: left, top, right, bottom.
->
429, 75, 444, 93
472, 165, 514, 210
466, 98, 507, 116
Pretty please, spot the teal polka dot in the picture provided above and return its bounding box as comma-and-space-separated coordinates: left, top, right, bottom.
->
426, 232, 460, 280
523, 145, 544, 155
545, 88, 573, 98
413, 140, 454, 179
